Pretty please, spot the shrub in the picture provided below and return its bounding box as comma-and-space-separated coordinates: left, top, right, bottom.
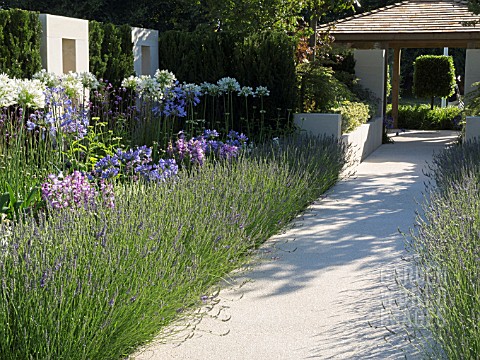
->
0, 8, 42, 78
413, 55, 456, 109
402, 141, 480, 358
297, 64, 355, 112
89, 21, 134, 86
158, 30, 234, 84
386, 104, 462, 130
157, 30, 297, 135
331, 100, 371, 134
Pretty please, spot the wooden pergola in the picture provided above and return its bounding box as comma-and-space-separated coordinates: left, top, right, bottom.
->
319, 0, 480, 127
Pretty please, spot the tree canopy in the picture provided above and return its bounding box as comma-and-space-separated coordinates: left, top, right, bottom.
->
1, 0, 364, 33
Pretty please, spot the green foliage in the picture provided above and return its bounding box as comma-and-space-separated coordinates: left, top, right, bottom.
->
0, 8, 42, 78
402, 141, 480, 358
297, 64, 355, 112
331, 100, 371, 134
464, 81, 480, 116
158, 29, 297, 133
64, 118, 123, 173
158, 30, 234, 83
386, 104, 462, 130
413, 55, 456, 109
88, 20, 107, 80
0, 183, 41, 221
89, 21, 134, 86
233, 31, 297, 123
0, 134, 347, 359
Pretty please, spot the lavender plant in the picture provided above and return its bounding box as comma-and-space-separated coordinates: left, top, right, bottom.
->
399, 141, 480, 358
0, 134, 347, 359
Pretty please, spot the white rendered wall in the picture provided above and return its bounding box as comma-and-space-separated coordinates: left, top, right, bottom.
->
341, 116, 383, 163
132, 27, 159, 77
294, 113, 342, 139
464, 49, 480, 96
39, 14, 89, 75
465, 116, 480, 142
354, 49, 386, 117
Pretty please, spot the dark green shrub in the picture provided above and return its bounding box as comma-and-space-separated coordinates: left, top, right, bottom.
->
297, 64, 355, 112
413, 55, 456, 109
0, 8, 42, 78
89, 21, 134, 85
157, 29, 297, 134
386, 104, 462, 130
89, 20, 107, 80
158, 30, 234, 83
233, 31, 297, 126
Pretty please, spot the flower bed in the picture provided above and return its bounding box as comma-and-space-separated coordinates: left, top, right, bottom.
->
0, 69, 348, 359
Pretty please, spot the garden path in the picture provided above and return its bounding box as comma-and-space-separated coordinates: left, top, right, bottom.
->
133, 130, 457, 360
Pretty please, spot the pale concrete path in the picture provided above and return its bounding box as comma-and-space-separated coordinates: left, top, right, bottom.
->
133, 131, 457, 360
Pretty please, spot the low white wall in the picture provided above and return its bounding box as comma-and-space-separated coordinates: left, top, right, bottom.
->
294, 113, 342, 138
465, 116, 480, 142
294, 113, 383, 164
39, 14, 89, 75
132, 27, 159, 77
341, 116, 383, 163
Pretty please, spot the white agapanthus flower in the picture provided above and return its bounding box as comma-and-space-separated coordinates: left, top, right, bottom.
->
33, 69, 61, 88
154, 69, 176, 90
78, 71, 100, 90
238, 86, 254, 97
200, 82, 221, 96
255, 86, 270, 97
15, 79, 46, 109
0, 73, 17, 108
137, 75, 161, 98
217, 77, 241, 94
121, 75, 140, 90
60, 72, 84, 99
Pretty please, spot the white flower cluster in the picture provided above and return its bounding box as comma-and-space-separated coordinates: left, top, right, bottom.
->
121, 70, 178, 100
16, 79, 46, 109
217, 77, 241, 93
255, 86, 270, 97
238, 86, 254, 97
200, 82, 221, 96
33, 69, 60, 88
0, 73, 17, 108
121, 75, 139, 90
154, 69, 176, 89
0, 73, 45, 109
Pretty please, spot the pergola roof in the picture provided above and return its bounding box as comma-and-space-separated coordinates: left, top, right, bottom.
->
320, 0, 480, 48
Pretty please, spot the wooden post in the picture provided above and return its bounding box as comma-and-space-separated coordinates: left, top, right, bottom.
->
383, 45, 389, 119
392, 47, 401, 128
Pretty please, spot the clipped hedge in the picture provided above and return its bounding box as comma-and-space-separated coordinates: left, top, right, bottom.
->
386, 104, 462, 130
233, 31, 297, 122
157, 30, 297, 131
413, 55, 456, 109
158, 30, 234, 84
0, 8, 42, 78
89, 21, 134, 85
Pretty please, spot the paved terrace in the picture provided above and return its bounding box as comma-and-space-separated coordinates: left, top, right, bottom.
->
133, 130, 457, 360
